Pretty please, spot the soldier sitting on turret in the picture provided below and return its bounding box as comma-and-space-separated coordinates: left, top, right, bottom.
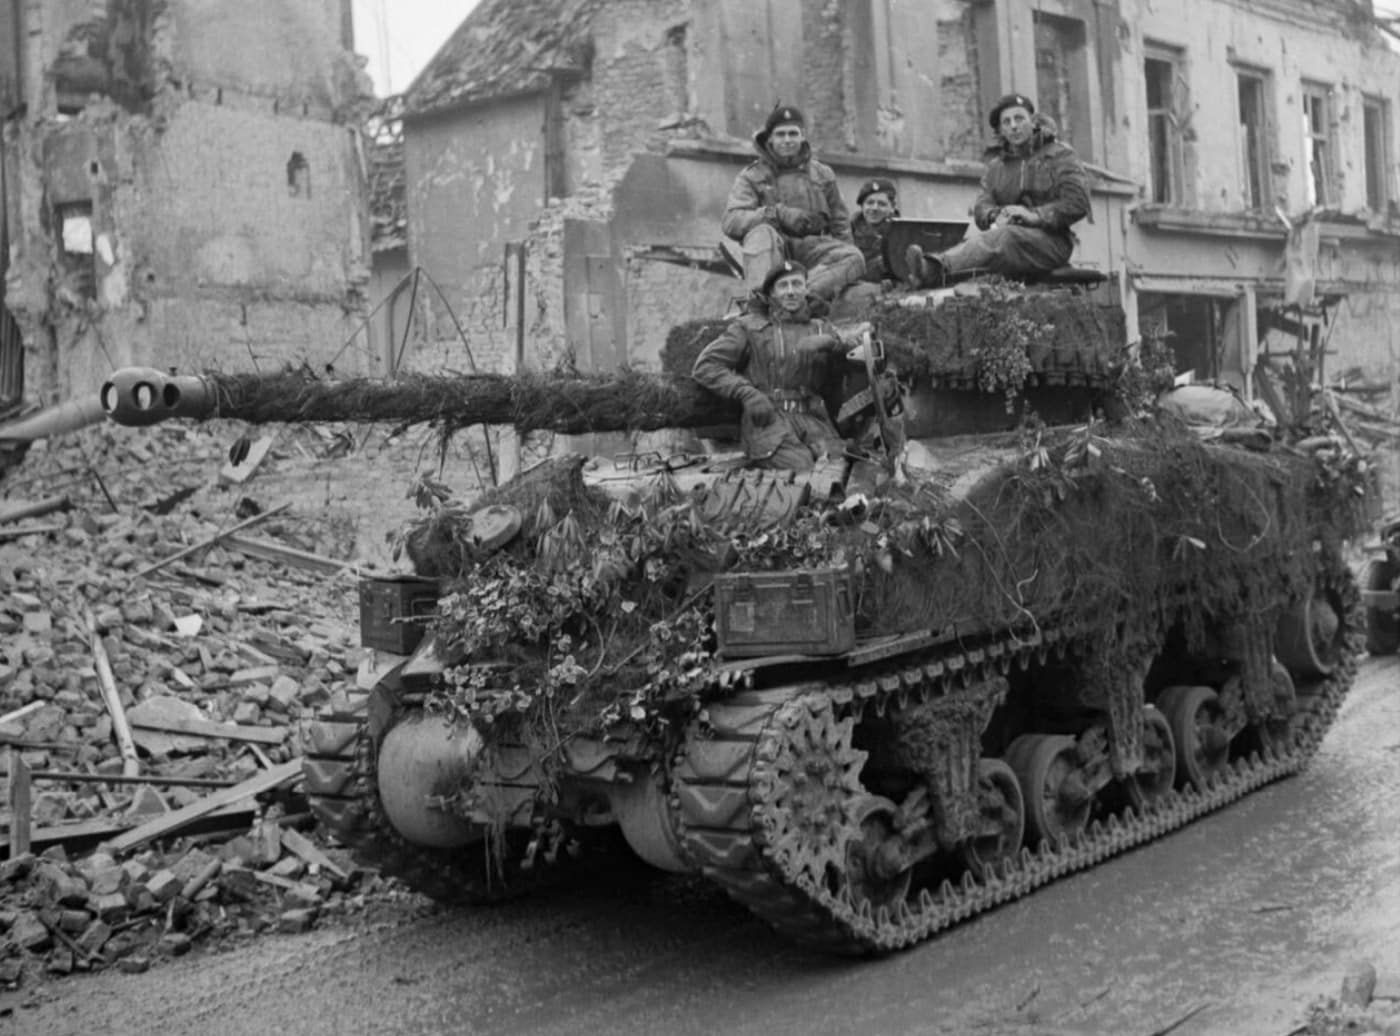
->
692, 260, 846, 473
906, 93, 1091, 288
851, 177, 900, 289
722, 104, 866, 304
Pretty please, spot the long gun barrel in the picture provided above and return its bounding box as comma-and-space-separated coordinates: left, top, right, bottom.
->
100, 366, 738, 435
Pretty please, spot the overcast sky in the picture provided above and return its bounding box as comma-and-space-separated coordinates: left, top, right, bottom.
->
352, 0, 479, 96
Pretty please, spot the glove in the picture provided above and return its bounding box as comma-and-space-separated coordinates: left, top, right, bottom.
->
776, 205, 827, 237
775, 204, 809, 234
744, 394, 777, 428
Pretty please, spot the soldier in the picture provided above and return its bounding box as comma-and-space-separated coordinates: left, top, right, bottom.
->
721, 104, 866, 303
851, 177, 900, 288
692, 260, 846, 472
907, 93, 1091, 287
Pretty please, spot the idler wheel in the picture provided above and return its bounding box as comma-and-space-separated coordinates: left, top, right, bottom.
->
961, 758, 1025, 881
1157, 685, 1230, 791
1006, 734, 1090, 849
1121, 705, 1176, 813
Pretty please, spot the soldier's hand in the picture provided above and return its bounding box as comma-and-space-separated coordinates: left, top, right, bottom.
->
745, 394, 778, 428
799, 333, 840, 354
800, 210, 829, 236
775, 204, 810, 235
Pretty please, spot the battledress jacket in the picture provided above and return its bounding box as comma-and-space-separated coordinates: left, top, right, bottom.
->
971, 117, 1091, 236
721, 142, 854, 244
691, 300, 842, 462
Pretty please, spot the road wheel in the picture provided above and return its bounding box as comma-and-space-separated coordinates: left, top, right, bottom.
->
961, 758, 1025, 881
1120, 706, 1176, 813
1157, 685, 1230, 791
1006, 734, 1090, 849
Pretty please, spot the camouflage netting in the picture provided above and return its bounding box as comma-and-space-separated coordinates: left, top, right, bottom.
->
872, 282, 1127, 387
405, 419, 1370, 745
196, 367, 737, 435
659, 284, 1125, 390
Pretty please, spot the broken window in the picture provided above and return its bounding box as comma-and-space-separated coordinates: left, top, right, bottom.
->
1363, 95, 1392, 214
1301, 82, 1335, 208
286, 152, 311, 199
54, 201, 96, 299
1144, 43, 1187, 205
1236, 69, 1273, 211
1033, 11, 1092, 155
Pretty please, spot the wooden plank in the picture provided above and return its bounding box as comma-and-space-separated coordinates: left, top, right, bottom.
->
129, 715, 287, 746
223, 533, 348, 576
27, 770, 237, 789
105, 759, 301, 853
0, 799, 253, 855
132, 501, 290, 580
279, 826, 349, 880
0, 495, 68, 525
0, 523, 63, 541
8, 747, 30, 857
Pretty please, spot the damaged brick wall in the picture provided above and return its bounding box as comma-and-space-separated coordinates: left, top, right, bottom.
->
3, 0, 372, 404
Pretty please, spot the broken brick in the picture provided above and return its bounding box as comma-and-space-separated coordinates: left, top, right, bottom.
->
277, 908, 317, 933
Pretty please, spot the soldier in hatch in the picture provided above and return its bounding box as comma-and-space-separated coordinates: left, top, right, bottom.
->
692, 260, 846, 473
721, 104, 866, 303
851, 177, 900, 288
906, 93, 1091, 287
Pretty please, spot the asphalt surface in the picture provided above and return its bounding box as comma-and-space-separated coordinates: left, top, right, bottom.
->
9, 655, 1400, 1036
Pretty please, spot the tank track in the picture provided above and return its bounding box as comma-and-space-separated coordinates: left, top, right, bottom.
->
302, 685, 574, 904
673, 560, 1362, 954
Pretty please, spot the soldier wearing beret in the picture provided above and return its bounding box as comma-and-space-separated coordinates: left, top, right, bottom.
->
851, 178, 900, 287
692, 260, 846, 472
721, 104, 866, 303
907, 93, 1091, 287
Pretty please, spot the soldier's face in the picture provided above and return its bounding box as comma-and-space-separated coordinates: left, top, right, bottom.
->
862, 194, 894, 224
769, 124, 804, 158
770, 272, 807, 311
999, 106, 1034, 146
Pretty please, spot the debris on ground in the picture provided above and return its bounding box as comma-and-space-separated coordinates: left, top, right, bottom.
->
0, 419, 420, 992
1294, 961, 1400, 1035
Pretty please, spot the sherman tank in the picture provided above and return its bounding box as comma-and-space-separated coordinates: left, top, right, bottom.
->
100, 274, 1372, 954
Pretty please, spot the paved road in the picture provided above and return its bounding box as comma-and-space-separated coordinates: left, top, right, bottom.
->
11, 656, 1400, 1036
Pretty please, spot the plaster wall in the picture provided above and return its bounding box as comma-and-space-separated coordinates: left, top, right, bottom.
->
403, 95, 546, 375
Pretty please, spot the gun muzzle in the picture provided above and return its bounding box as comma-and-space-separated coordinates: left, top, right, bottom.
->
100, 367, 215, 426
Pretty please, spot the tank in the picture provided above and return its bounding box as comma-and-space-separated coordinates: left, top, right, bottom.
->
102, 277, 1373, 954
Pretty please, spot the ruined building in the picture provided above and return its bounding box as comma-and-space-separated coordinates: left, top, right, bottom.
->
0, 0, 375, 414
395, 0, 1400, 415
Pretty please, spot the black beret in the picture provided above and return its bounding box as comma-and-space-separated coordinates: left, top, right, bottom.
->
763, 104, 805, 136
761, 259, 807, 295
856, 178, 897, 205
989, 93, 1035, 129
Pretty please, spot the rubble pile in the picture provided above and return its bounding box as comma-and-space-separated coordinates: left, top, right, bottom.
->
1298, 962, 1400, 1036
0, 419, 410, 990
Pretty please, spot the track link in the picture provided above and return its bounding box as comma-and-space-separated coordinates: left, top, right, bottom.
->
674, 561, 1363, 953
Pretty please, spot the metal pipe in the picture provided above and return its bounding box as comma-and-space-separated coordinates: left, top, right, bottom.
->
0, 392, 105, 442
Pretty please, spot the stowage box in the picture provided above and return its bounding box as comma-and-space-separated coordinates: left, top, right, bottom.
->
713, 567, 856, 658
359, 575, 441, 654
